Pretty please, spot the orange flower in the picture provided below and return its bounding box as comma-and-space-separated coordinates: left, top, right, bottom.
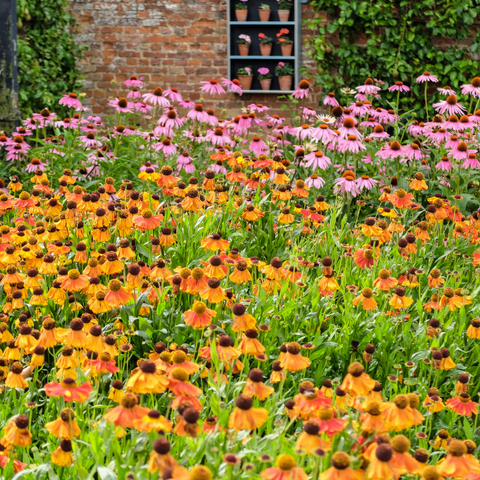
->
45, 378, 92, 402
381, 395, 417, 431
446, 393, 478, 417
436, 440, 479, 478
243, 369, 274, 400
103, 393, 150, 428
359, 401, 389, 434
228, 395, 268, 431
353, 288, 377, 310
134, 410, 173, 433
200, 277, 225, 303
45, 409, 81, 440
365, 444, 397, 480
126, 360, 168, 394
184, 301, 216, 329
340, 362, 375, 397
409, 172, 428, 191
231, 303, 256, 332
147, 438, 178, 474
312, 408, 346, 437
354, 248, 375, 270
389, 287, 413, 309
320, 452, 362, 480
105, 279, 132, 308
279, 342, 311, 372
296, 422, 331, 454
238, 329, 265, 355
390, 435, 418, 476
0, 416, 32, 447
391, 189, 414, 209
61, 269, 89, 292
261, 455, 308, 480
133, 208, 163, 230
200, 233, 230, 252
373, 269, 398, 291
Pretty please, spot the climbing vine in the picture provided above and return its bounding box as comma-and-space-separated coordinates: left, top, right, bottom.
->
305, 0, 480, 110
16, 0, 86, 116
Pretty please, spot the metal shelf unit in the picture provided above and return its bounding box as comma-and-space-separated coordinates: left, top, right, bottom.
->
227, 0, 301, 94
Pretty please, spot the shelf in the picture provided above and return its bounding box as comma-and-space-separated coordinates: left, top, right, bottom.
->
239, 90, 293, 94
231, 55, 295, 59
230, 21, 295, 25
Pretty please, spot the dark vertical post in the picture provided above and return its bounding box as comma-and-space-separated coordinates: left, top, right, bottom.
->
0, 0, 19, 134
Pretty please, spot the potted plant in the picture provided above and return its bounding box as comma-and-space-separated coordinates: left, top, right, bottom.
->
235, 0, 248, 21
276, 0, 292, 21
258, 67, 272, 90
258, 3, 271, 21
237, 34, 251, 56
237, 66, 253, 90
276, 28, 293, 56
275, 61, 294, 90
258, 33, 274, 57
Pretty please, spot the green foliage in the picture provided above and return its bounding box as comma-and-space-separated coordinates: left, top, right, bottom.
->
16, 0, 86, 116
305, 0, 480, 109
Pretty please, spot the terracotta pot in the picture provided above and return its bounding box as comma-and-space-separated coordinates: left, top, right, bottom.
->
238, 44, 250, 56
260, 78, 272, 91
278, 75, 292, 91
278, 9, 290, 21
258, 9, 271, 21
238, 75, 253, 91
260, 44, 272, 57
281, 43, 293, 56
235, 9, 248, 21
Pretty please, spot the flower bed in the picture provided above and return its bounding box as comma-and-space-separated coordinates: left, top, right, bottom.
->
0, 74, 479, 478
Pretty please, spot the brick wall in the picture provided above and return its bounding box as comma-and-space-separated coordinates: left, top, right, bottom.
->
70, 0, 322, 118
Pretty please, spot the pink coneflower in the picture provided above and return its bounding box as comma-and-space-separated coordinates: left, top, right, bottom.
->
407, 121, 424, 136
54, 118, 78, 129
206, 127, 231, 146
401, 143, 424, 162
200, 79, 226, 96
153, 125, 172, 138
433, 95, 466, 116
305, 174, 325, 188
377, 140, 403, 160
78, 132, 102, 149
179, 99, 195, 109
14, 126, 32, 137
416, 71, 439, 83
437, 85, 456, 96
295, 124, 314, 141
23, 117, 38, 130
134, 102, 153, 114
425, 128, 450, 144
59, 93, 83, 110
5, 142, 29, 162
349, 101, 372, 117
302, 107, 317, 119
458, 115, 474, 130
108, 98, 133, 113
368, 124, 390, 140
312, 124, 337, 144
142, 88, 171, 107
87, 115, 102, 123
333, 171, 359, 197
127, 88, 142, 99
248, 103, 269, 112
140, 161, 159, 172
211, 163, 227, 174
187, 104, 209, 123
220, 78, 242, 96
356, 175, 378, 191
205, 109, 219, 127
323, 92, 339, 107
158, 109, 184, 129
337, 135, 366, 154
176, 152, 193, 166
124, 75, 143, 88
292, 80, 311, 100
461, 77, 480, 97
388, 81, 410, 92
164, 87, 183, 102
154, 138, 177, 156
361, 154, 373, 165
80, 123, 97, 134
339, 118, 362, 139
445, 134, 460, 150
444, 115, 462, 131
26, 158, 47, 173
354, 92, 367, 101
303, 151, 331, 170
266, 114, 283, 126
249, 136, 268, 156
449, 141, 476, 160
180, 161, 196, 174
356, 78, 381, 95
33, 109, 57, 127
371, 108, 396, 124
237, 115, 251, 130
463, 153, 480, 169
436, 156, 454, 171
360, 117, 380, 128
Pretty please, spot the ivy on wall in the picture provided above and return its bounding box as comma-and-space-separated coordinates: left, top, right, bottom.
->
16, 0, 86, 116
305, 0, 480, 111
